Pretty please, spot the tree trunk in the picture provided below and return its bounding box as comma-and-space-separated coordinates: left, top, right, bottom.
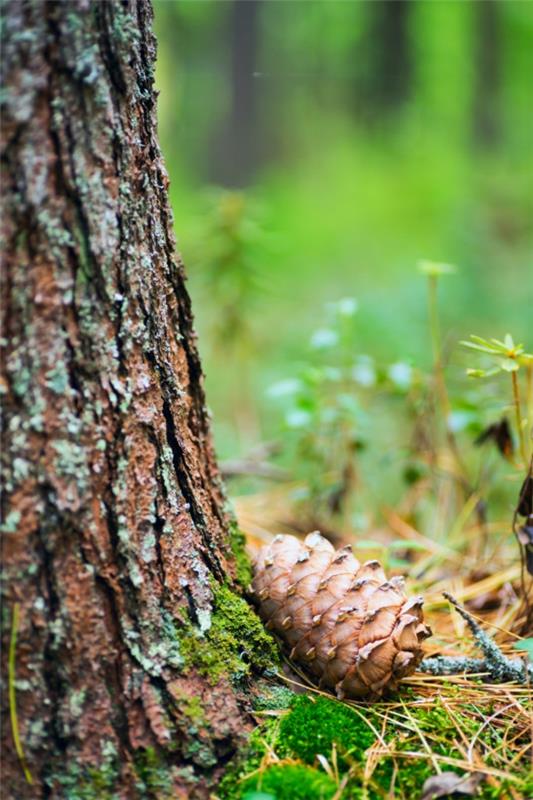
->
1, 2, 267, 797
472, 0, 501, 148
358, 0, 412, 119
210, 0, 261, 187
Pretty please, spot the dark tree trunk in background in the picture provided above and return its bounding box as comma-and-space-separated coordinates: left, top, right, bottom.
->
1, 2, 255, 797
210, 0, 261, 187
472, 0, 501, 148
359, 0, 412, 118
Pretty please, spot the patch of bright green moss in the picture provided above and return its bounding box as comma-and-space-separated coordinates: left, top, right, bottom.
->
279, 695, 375, 767
218, 718, 281, 799
179, 583, 278, 684
228, 523, 253, 589
242, 764, 338, 800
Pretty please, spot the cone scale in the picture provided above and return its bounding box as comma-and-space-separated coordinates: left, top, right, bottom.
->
252, 532, 431, 699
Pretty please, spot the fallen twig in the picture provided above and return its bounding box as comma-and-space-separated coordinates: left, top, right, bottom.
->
419, 592, 533, 683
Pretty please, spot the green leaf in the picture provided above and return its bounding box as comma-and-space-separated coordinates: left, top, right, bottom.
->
489, 337, 509, 350
460, 340, 500, 355
470, 335, 494, 346
467, 366, 502, 378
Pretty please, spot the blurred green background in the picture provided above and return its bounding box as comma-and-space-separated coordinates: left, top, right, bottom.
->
153, 1, 532, 528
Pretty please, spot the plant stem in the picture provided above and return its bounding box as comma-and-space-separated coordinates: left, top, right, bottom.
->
511, 371, 528, 467
428, 276, 441, 371
9, 602, 33, 785
427, 276, 470, 489
526, 364, 532, 448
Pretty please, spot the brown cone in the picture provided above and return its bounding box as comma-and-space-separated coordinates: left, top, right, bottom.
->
252, 532, 431, 699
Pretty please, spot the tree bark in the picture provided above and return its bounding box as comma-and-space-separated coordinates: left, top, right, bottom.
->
1, 2, 260, 797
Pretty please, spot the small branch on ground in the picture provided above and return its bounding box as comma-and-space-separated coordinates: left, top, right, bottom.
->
419, 592, 533, 683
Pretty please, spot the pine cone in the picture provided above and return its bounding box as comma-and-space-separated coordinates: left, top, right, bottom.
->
252, 532, 431, 699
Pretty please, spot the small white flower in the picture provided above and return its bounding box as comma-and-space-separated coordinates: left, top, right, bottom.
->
337, 297, 358, 317
352, 359, 375, 387
388, 362, 412, 390
310, 328, 338, 349
268, 378, 303, 398
286, 409, 312, 428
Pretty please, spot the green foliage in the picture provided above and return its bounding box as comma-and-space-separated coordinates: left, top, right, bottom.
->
267, 297, 369, 523
461, 332, 532, 466
179, 583, 279, 685
191, 190, 265, 355
153, 0, 532, 474
462, 333, 533, 377
278, 695, 375, 767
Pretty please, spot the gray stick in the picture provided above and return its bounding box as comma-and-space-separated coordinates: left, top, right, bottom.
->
418, 593, 532, 683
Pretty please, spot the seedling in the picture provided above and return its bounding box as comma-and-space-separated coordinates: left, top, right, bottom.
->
461, 334, 533, 467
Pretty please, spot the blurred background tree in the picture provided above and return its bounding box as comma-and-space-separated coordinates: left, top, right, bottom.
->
153, 0, 532, 521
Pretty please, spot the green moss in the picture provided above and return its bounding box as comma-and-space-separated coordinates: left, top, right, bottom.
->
373, 757, 432, 800
228, 522, 253, 589
217, 717, 300, 799
133, 747, 174, 798
183, 738, 218, 769
179, 583, 279, 685
171, 688, 206, 728
370, 695, 532, 800
252, 684, 295, 711
279, 695, 375, 768
51, 741, 119, 800
221, 686, 532, 800
242, 764, 338, 800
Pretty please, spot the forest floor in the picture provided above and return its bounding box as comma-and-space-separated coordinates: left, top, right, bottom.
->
215, 484, 533, 800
